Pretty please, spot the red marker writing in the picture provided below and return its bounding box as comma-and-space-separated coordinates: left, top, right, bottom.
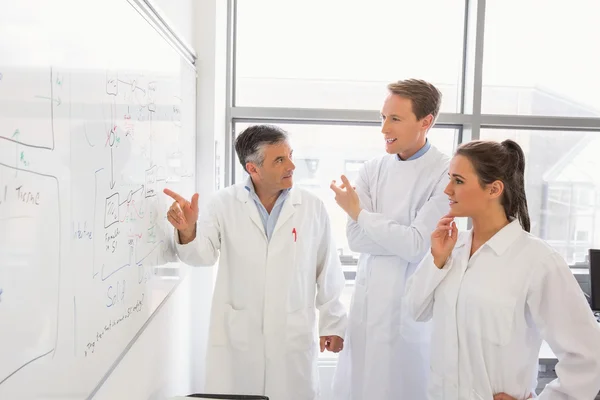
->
292, 228, 297, 242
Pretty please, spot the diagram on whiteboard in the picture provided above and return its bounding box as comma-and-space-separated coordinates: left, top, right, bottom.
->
0, 68, 55, 150
0, 62, 195, 389
0, 164, 61, 385
0, 0, 197, 396
0, 67, 62, 385
68, 68, 194, 361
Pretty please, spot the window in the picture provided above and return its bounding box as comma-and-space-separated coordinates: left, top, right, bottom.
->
576, 230, 590, 243
343, 160, 365, 185
294, 158, 321, 189
229, 0, 600, 371
480, 129, 600, 264
482, 0, 600, 117
235, 0, 466, 111
235, 122, 456, 258
234, 122, 456, 360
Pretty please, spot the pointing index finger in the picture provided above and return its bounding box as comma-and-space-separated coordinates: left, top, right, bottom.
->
163, 188, 187, 205
190, 193, 199, 212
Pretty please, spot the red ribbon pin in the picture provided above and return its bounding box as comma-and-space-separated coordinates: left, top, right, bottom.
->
292, 228, 297, 242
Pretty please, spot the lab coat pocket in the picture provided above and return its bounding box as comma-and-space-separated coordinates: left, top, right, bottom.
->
349, 283, 367, 324
286, 308, 316, 350
467, 298, 516, 346
400, 295, 432, 343
287, 241, 306, 313
224, 304, 250, 351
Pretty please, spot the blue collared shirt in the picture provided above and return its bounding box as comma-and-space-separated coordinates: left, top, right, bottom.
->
244, 177, 290, 241
397, 139, 431, 161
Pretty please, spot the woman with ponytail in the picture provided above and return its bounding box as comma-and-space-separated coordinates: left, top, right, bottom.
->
405, 139, 600, 399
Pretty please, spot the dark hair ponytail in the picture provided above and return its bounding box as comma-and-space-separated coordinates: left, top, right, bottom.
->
456, 139, 531, 232
500, 139, 530, 232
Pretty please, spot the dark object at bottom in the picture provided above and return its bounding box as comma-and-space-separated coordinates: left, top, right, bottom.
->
187, 395, 269, 400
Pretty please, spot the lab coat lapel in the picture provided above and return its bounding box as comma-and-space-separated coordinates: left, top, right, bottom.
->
371, 160, 383, 211
236, 186, 267, 240
454, 230, 472, 274
442, 231, 472, 311
272, 187, 302, 237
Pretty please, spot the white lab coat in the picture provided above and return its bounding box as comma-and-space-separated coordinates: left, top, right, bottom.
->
174, 183, 347, 400
405, 219, 600, 399
332, 147, 450, 400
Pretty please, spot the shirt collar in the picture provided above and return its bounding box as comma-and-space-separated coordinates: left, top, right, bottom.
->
397, 139, 431, 161
244, 176, 257, 195
244, 176, 291, 200
484, 218, 524, 256
455, 218, 523, 256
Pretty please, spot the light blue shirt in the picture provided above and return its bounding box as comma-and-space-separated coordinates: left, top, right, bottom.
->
397, 139, 431, 161
244, 177, 290, 241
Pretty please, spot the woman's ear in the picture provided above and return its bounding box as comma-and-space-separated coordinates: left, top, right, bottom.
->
489, 180, 504, 199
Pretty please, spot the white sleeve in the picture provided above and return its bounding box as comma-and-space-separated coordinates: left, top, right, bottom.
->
346, 162, 395, 256
174, 196, 221, 267
529, 252, 600, 399
404, 251, 453, 322
316, 203, 348, 338
355, 171, 450, 263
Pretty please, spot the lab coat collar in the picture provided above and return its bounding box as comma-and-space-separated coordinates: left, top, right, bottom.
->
454, 230, 471, 249
484, 218, 523, 256
455, 218, 523, 256
236, 178, 302, 206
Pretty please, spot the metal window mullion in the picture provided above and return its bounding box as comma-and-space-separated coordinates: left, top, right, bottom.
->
230, 107, 380, 124
230, 107, 475, 126
231, 119, 463, 135
461, 0, 487, 143
480, 114, 600, 131
230, 106, 600, 131
225, 0, 237, 187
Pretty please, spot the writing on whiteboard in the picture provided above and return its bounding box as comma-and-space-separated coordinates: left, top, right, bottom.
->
84, 293, 144, 357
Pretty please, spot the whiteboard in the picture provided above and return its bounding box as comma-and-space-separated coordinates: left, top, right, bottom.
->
0, 0, 196, 398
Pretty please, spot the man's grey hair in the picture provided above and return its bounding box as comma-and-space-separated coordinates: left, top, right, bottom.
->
234, 125, 289, 173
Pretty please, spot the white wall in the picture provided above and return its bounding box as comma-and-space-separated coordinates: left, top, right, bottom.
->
92, 0, 227, 398
188, 0, 228, 392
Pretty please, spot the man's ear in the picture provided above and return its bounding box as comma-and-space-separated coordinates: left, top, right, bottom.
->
420, 114, 434, 132
246, 162, 257, 175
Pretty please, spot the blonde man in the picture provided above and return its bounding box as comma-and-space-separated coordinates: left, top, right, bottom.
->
330, 79, 450, 399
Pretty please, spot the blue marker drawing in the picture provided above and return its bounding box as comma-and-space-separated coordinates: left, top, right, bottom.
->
0, 288, 3, 302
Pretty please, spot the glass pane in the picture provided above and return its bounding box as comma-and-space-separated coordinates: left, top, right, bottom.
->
234, 123, 455, 258
235, 0, 465, 111
233, 124, 455, 256
234, 122, 456, 359
480, 129, 600, 265
482, 1, 600, 117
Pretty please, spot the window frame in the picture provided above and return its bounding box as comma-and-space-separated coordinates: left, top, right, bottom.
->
225, 0, 600, 273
